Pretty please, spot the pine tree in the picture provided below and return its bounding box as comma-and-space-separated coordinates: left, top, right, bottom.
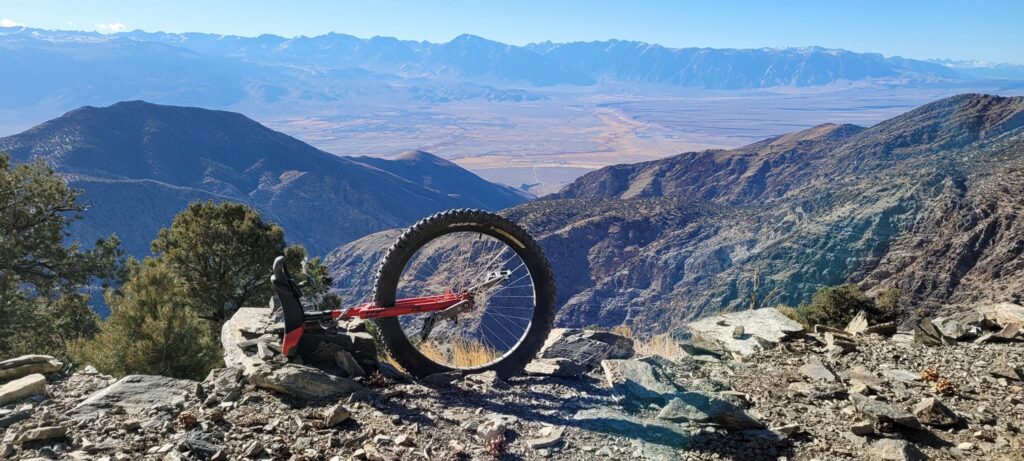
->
72, 258, 220, 379
0, 153, 123, 358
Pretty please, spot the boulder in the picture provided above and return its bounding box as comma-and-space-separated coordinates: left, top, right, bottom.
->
322, 403, 351, 428
850, 393, 923, 431
601, 359, 678, 402
656, 391, 764, 429
912, 397, 959, 427
524, 358, 588, 377
70, 375, 196, 421
868, 439, 926, 461
799, 357, 836, 382
931, 317, 970, 341
0, 355, 63, 381
14, 426, 66, 444
913, 318, 952, 346
538, 329, 633, 367
248, 364, 362, 400
975, 302, 1024, 326
685, 308, 804, 359
0, 373, 46, 405
221, 307, 274, 374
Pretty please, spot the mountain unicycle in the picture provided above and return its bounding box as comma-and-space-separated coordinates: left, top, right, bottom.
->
372, 209, 556, 378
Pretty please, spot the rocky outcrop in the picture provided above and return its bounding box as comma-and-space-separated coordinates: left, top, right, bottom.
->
2, 308, 1023, 460
685, 308, 804, 359
248, 364, 362, 400
68, 375, 197, 421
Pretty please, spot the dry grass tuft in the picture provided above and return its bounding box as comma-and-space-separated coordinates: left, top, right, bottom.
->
419, 338, 501, 368
634, 333, 685, 357
606, 324, 685, 358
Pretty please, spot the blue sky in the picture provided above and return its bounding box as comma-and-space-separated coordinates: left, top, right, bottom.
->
3, 0, 1022, 63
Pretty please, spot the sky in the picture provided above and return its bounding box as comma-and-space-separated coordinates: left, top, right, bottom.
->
2, 0, 1022, 64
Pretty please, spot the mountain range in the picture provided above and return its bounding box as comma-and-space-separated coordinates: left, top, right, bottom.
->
2, 26, 1023, 113
326, 94, 1024, 331
0, 101, 526, 256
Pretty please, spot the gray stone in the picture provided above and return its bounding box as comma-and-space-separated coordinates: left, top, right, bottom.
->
990, 362, 1022, 381
601, 359, 678, 402
0, 356, 62, 381
799, 357, 836, 382
685, 308, 804, 359
202, 367, 243, 404
249, 364, 362, 400
867, 438, 926, 461
421, 371, 462, 386
913, 318, 952, 346
323, 403, 351, 428
464, 370, 508, 389
657, 396, 711, 423
0, 374, 46, 405
931, 317, 970, 340
863, 322, 898, 337
0, 409, 31, 428
14, 426, 66, 444
539, 329, 634, 367
850, 393, 923, 430
913, 397, 959, 427
221, 307, 273, 374
333, 350, 365, 378
527, 426, 564, 449
882, 369, 921, 383
851, 420, 875, 436
992, 322, 1022, 341
975, 302, 1024, 326
656, 391, 763, 429
524, 358, 588, 377
69, 375, 195, 420
183, 429, 222, 458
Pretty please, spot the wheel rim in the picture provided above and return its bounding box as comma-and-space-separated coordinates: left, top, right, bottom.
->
394, 230, 537, 370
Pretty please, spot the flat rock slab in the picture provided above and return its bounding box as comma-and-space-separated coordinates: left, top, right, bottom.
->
850, 393, 922, 431
524, 358, 588, 377
69, 375, 196, 420
573, 407, 687, 447
0, 355, 63, 382
799, 357, 836, 382
976, 302, 1024, 326
0, 373, 46, 405
539, 329, 634, 367
602, 359, 678, 402
658, 391, 764, 429
249, 364, 363, 400
686, 308, 804, 359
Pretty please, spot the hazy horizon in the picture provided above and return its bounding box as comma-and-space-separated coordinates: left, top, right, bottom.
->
3, 0, 1023, 64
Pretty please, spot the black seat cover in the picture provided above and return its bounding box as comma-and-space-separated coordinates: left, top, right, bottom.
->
271, 256, 305, 357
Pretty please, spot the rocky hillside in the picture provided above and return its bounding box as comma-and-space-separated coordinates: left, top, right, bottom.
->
0, 101, 526, 255
326, 94, 1024, 330
1, 303, 1021, 460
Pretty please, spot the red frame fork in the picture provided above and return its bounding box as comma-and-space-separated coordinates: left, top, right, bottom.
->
336, 291, 472, 320
281, 292, 471, 357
